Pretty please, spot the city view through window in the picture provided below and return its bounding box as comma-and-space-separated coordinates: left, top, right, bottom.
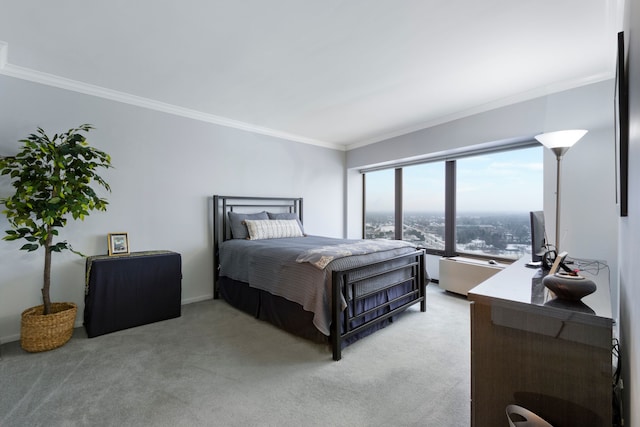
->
366, 211, 535, 259
364, 147, 543, 260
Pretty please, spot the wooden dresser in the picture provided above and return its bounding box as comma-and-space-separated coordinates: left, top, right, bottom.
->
468, 257, 613, 427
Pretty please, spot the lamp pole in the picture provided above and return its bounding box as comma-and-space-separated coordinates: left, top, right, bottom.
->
550, 148, 568, 253
535, 129, 587, 255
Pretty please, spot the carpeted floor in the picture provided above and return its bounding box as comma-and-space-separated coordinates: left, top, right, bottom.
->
0, 284, 470, 427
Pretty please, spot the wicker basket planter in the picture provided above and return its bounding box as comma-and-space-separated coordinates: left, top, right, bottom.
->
20, 302, 77, 352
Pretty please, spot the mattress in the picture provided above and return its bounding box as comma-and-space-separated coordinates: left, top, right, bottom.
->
218, 235, 418, 335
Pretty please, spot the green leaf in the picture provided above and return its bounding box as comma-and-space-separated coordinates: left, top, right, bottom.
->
20, 243, 40, 252
51, 245, 63, 253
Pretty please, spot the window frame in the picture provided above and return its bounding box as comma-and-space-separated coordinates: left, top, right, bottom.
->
361, 141, 542, 262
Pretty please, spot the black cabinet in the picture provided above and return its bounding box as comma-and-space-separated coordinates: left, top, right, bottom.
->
84, 251, 182, 338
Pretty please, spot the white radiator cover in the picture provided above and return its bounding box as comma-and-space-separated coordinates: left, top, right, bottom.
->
439, 257, 506, 296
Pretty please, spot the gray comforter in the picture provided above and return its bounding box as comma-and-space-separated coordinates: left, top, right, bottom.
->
218, 236, 418, 336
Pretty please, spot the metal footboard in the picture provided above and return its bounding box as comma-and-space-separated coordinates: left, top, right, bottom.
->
331, 249, 426, 361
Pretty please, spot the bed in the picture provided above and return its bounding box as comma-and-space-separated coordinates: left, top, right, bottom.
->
213, 195, 427, 360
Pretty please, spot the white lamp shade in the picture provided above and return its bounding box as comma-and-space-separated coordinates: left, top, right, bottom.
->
534, 129, 588, 149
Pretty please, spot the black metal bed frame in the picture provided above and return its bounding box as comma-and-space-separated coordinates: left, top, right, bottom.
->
331, 249, 426, 360
212, 195, 426, 361
213, 195, 303, 298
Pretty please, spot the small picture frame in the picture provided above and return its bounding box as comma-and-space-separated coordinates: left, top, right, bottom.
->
108, 232, 129, 256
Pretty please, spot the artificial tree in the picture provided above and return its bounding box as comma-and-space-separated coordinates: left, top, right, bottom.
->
0, 124, 111, 315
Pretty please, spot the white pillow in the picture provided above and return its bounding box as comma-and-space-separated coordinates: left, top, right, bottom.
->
244, 219, 304, 240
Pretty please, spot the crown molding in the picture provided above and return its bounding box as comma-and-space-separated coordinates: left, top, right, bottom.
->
0, 39, 613, 153
0, 55, 344, 151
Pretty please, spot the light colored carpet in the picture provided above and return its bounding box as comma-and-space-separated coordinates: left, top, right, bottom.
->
0, 285, 470, 427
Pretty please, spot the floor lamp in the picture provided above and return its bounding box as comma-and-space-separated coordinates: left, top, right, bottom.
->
534, 129, 588, 253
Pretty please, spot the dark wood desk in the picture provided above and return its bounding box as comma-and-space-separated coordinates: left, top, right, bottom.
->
84, 251, 182, 338
468, 257, 613, 427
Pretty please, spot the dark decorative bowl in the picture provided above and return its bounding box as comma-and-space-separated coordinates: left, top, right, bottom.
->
542, 274, 597, 301
544, 298, 595, 314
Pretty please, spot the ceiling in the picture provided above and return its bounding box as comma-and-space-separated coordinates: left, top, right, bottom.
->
0, 1, 623, 150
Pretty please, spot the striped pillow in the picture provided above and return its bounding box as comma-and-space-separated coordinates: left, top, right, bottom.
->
244, 219, 304, 240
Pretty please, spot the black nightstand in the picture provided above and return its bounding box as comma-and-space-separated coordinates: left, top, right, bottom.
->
84, 251, 182, 337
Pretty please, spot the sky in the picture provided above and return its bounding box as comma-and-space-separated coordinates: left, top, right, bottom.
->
365, 146, 543, 214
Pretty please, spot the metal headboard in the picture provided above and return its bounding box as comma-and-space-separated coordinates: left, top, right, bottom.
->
212, 195, 303, 298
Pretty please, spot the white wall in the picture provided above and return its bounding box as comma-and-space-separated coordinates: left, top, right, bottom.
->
345, 80, 619, 316
0, 75, 345, 343
346, 81, 613, 171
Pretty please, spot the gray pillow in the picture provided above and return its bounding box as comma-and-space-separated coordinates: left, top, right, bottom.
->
228, 211, 268, 239
267, 212, 304, 234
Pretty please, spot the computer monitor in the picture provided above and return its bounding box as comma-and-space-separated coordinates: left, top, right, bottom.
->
530, 211, 547, 263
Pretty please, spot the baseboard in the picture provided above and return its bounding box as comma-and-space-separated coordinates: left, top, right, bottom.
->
0, 332, 20, 345
181, 294, 213, 305
0, 295, 216, 345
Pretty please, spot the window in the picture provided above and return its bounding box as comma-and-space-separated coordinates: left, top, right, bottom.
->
455, 147, 543, 259
402, 162, 445, 250
362, 145, 543, 261
364, 169, 396, 239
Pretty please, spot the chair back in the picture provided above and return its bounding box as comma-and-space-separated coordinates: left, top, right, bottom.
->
506, 404, 554, 427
